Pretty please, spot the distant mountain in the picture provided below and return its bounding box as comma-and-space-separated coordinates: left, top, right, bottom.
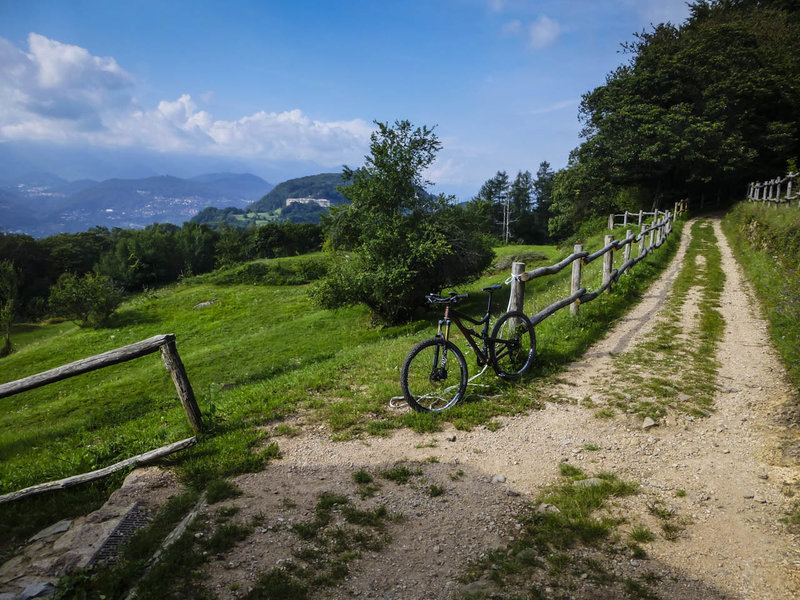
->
0, 172, 273, 237
247, 173, 346, 212
0, 188, 33, 232
192, 173, 347, 228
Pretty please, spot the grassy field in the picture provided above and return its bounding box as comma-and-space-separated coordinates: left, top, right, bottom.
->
0, 222, 681, 563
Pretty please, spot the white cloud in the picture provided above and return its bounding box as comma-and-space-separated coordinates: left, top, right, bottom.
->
0, 33, 373, 167
528, 15, 561, 48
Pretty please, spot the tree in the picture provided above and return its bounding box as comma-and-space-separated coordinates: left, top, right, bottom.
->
0, 260, 18, 357
313, 120, 493, 322
475, 171, 511, 243
48, 273, 123, 327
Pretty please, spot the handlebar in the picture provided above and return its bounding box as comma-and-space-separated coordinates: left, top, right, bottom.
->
426, 293, 468, 305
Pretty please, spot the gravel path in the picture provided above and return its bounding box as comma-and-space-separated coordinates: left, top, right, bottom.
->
199, 217, 799, 599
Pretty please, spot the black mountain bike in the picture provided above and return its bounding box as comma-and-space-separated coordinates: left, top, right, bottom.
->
400, 284, 535, 412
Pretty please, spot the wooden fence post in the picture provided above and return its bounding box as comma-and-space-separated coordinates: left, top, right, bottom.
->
639, 223, 646, 257
608, 214, 614, 230
623, 211, 629, 227
570, 245, 582, 315
509, 261, 525, 314
638, 210, 643, 226
603, 235, 614, 287
648, 220, 656, 250
624, 229, 632, 263
161, 341, 203, 433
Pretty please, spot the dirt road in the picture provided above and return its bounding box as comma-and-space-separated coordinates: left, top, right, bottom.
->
176, 218, 800, 598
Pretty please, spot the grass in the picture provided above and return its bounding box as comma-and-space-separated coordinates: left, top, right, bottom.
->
599, 219, 725, 419
722, 202, 800, 401
460, 464, 649, 598
1, 228, 683, 580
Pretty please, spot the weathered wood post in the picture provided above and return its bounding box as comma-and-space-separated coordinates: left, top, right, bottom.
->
608, 213, 614, 230
639, 223, 647, 257
648, 219, 656, 250
638, 210, 643, 226
508, 261, 525, 316
624, 229, 632, 263
622, 211, 629, 227
161, 340, 203, 433
603, 234, 614, 287
570, 245, 582, 315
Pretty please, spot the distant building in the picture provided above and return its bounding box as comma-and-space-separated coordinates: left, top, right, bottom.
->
285, 197, 330, 208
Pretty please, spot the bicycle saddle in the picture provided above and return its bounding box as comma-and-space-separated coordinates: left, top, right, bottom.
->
482, 284, 502, 292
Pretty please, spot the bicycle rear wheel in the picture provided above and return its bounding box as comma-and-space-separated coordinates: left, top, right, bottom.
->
489, 311, 535, 379
400, 338, 468, 412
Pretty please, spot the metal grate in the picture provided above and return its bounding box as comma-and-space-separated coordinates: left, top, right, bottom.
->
88, 502, 150, 567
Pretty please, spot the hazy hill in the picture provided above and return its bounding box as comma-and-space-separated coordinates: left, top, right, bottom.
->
0, 172, 273, 237
247, 173, 345, 212
192, 173, 347, 228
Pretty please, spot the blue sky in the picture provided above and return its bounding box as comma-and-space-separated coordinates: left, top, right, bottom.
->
0, 0, 692, 197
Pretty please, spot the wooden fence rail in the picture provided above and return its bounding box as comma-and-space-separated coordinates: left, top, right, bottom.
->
0, 333, 202, 502
607, 200, 687, 230
747, 172, 799, 207
0, 332, 202, 432
508, 211, 675, 322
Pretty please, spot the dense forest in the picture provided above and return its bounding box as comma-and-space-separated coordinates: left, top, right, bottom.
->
1, 0, 798, 330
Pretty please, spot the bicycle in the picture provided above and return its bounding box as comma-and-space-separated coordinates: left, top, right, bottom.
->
400, 284, 535, 412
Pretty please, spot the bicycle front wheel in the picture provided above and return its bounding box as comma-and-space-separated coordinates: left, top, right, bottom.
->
489, 311, 536, 379
400, 338, 468, 412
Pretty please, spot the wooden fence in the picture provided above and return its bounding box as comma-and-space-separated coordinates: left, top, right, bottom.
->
607, 200, 688, 230
508, 211, 676, 320
0, 333, 201, 504
747, 172, 799, 207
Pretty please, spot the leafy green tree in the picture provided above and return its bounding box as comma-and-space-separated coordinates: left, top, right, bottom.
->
0, 260, 18, 357
313, 119, 492, 322
549, 0, 800, 237
48, 272, 123, 327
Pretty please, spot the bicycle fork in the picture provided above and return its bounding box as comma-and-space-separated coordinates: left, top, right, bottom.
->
431, 307, 452, 381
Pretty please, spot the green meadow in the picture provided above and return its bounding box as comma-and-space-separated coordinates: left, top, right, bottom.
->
0, 223, 681, 559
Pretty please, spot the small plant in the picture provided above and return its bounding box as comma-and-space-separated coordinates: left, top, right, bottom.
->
630, 525, 654, 543
261, 441, 281, 459
427, 484, 445, 497
206, 479, 243, 504
674, 489, 687, 498
450, 469, 465, 481
273, 423, 300, 437
381, 465, 417, 484
584, 443, 601, 451
201, 522, 251, 554
352, 469, 373, 484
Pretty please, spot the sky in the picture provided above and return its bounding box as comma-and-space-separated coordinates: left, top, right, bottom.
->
0, 0, 693, 199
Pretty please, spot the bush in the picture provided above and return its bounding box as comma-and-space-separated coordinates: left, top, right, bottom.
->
312, 120, 493, 322
48, 272, 123, 327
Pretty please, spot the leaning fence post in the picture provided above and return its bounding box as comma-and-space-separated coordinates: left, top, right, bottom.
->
161, 340, 203, 433
603, 235, 614, 287
570, 245, 583, 315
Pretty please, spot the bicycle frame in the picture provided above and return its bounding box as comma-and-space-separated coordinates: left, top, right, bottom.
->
436, 293, 496, 366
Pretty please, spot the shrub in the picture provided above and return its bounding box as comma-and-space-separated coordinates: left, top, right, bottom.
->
48, 272, 123, 327
311, 120, 492, 323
